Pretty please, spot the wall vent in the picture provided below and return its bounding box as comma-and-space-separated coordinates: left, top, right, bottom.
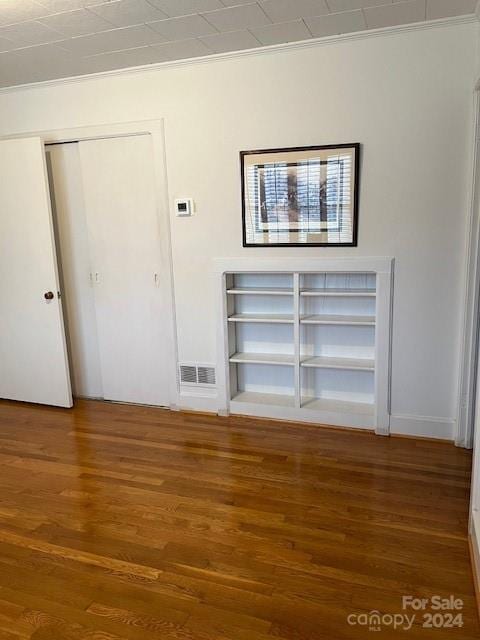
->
197, 366, 216, 385
179, 365, 197, 385
179, 363, 216, 387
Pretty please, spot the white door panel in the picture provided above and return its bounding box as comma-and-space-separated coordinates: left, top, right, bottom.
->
79, 135, 169, 406
0, 137, 72, 407
46, 143, 103, 399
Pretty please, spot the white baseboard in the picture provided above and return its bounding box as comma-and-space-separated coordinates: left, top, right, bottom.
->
172, 397, 456, 441
390, 413, 455, 440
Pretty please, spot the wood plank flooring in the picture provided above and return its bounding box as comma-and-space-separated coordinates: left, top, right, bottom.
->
0, 398, 477, 639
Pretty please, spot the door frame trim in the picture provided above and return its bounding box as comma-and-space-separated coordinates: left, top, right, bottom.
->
3, 120, 179, 409
456, 88, 480, 448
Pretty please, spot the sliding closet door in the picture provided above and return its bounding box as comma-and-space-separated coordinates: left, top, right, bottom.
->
0, 137, 72, 407
79, 135, 169, 406
46, 143, 103, 399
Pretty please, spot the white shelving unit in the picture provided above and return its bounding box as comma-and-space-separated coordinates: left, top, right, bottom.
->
216, 258, 393, 434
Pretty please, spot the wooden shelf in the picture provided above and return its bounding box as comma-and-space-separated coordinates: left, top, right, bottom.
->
229, 352, 295, 366
301, 288, 376, 297
231, 391, 295, 407
228, 313, 294, 324
301, 356, 374, 371
227, 287, 293, 296
301, 314, 376, 326
302, 397, 374, 415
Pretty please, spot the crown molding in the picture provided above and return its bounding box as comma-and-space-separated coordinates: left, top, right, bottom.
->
0, 13, 476, 96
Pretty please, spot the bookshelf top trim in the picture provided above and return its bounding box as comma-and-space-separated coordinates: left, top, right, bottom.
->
214, 257, 394, 275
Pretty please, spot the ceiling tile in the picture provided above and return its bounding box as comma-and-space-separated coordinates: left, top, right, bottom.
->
221, 0, 259, 4
36, 0, 87, 11
148, 14, 217, 39
58, 24, 166, 55
0, 36, 16, 53
426, 0, 477, 19
7, 42, 88, 83
202, 4, 270, 32
39, 8, 114, 37
0, 51, 25, 85
89, 0, 169, 27
327, 0, 391, 11
364, 0, 426, 29
118, 44, 169, 64
0, 0, 51, 26
260, 0, 329, 22
147, 0, 224, 18
0, 21, 64, 47
305, 9, 366, 36
85, 45, 168, 72
0, 47, 85, 87
13, 41, 73, 62
199, 28, 259, 52
0, 63, 41, 86
83, 49, 138, 72
250, 19, 311, 45
151, 37, 212, 59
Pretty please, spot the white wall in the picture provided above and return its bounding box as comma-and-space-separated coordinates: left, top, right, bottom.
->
0, 21, 476, 438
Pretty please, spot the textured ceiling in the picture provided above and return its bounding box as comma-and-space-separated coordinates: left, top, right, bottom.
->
0, 0, 477, 89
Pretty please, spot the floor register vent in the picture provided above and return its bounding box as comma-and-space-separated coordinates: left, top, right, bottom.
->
179, 364, 216, 387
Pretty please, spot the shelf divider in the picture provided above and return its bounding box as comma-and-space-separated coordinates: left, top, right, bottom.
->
293, 272, 301, 409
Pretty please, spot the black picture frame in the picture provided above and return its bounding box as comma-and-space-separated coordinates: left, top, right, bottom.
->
240, 143, 360, 247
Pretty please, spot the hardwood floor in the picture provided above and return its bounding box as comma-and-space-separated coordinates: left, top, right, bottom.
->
0, 398, 477, 639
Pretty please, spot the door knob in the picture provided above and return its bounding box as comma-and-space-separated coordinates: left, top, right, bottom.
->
44, 291, 54, 300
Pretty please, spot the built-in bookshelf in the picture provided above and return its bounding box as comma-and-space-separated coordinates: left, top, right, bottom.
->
216, 259, 393, 434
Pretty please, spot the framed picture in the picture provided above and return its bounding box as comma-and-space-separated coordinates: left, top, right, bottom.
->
240, 143, 360, 247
